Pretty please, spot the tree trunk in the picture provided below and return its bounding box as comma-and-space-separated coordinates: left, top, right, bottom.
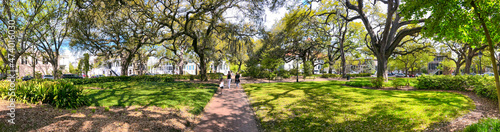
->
328, 62, 333, 74
178, 65, 184, 75
454, 58, 463, 75
328, 47, 333, 74
32, 56, 36, 78
310, 60, 315, 74
302, 56, 308, 79
199, 53, 207, 81
341, 52, 346, 76
339, 11, 348, 77
237, 61, 242, 72
178, 56, 184, 75
52, 59, 58, 79
464, 54, 473, 74
376, 55, 388, 82
120, 55, 133, 76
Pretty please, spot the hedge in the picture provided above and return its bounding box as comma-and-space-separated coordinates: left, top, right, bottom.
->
416, 75, 497, 100
207, 73, 224, 80
345, 81, 374, 87
320, 73, 371, 78
320, 74, 342, 78
415, 75, 482, 91
66, 75, 175, 85
347, 73, 372, 77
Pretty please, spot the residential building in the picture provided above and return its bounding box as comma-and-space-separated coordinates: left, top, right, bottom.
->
281, 59, 325, 74
428, 54, 445, 75
88, 56, 231, 76
17, 55, 53, 78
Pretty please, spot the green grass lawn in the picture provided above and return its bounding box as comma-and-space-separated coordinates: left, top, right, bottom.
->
80, 81, 217, 114
244, 81, 474, 131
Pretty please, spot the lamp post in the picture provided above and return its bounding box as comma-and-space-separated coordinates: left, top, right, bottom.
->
296, 55, 299, 82
479, 51, 483, 74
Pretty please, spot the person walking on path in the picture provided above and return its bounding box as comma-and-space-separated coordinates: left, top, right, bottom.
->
235, 72, 241, 89
218, 77, 224, 95
227, 71, 232, 89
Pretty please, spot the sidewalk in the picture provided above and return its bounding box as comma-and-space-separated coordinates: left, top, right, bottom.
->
193, 84, 259, 132
193, 76, 343, 131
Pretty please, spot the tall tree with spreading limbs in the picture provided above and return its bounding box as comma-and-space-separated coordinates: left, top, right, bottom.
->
342, 0, 426, 81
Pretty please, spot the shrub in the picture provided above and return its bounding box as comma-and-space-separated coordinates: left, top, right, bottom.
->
282, 74, 291, 79
345, 81, 373, 87
473, 77, 497, 100
393, 78, 407, 89
244, 65, 262, 78
189, 75, 195, 81
347, 73, 371, 77
0, 80, 89, 108
320, 74, 342, 78
268, 72, 277, 80
35, 72, 42, 79
371, 78, 384, 88
330, 74, 342, 78
289, 69, 299, 76
415, 75, 480, 91
259, 71, 271, 79
474, 84, 498, 100
463, 118, 500, 132
207, 73, 224, 80
320, 74, 330, 78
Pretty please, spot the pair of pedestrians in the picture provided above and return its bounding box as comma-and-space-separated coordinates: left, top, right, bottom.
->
219, 71, 240, 94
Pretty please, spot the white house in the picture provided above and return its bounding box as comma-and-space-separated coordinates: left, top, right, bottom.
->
281, 59, 325, 74
88, 56, 231, 76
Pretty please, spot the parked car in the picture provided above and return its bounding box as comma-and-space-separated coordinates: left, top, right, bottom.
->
42, 75, 54, 79
145, 73, 156, 75
415, 73, 421, 77
388, 73, 395, 76
22, 75, 34, 81
408, 74, 415, 77
395, 73, 406, 77
61, 74, 83, 79
129, 74, 137, 76
483, 72, 494, 76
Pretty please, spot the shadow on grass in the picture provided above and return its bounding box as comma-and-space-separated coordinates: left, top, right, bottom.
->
0, 101, 200, 131
243, 81, 474, 131
83, 81, 217, 114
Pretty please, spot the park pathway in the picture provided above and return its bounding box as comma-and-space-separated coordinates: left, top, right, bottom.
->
193, 82, 259, 132
192, 77, 342, 132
